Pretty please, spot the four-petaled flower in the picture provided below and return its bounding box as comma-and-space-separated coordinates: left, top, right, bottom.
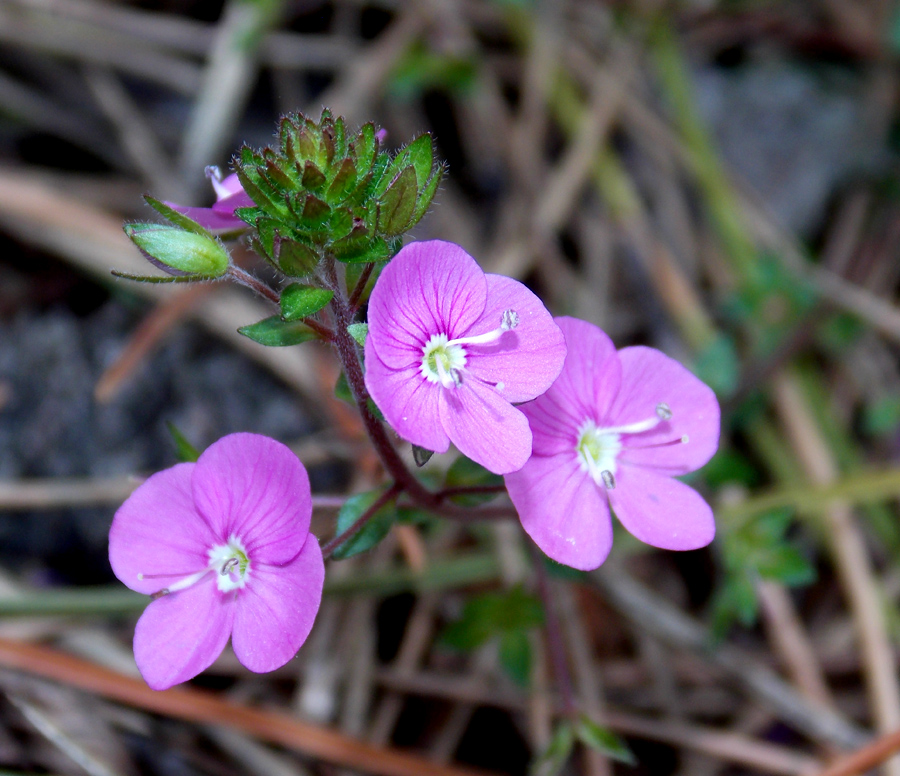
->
504, 317, 720, 570
166, 167, 253, 233
364, 240, 567, 475
109, 433, 324, 690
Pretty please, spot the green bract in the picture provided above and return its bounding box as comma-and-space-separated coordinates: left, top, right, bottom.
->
234, 110, 444, 270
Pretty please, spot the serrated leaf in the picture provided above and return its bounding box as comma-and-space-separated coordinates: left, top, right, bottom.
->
530, 722, 574, 776
410, 163, 444, 226
143, 196, 209, 236
445, 455, 502, 506
166, 422, 201, 463
301, 161, 327, 190
575, 716, 636, 765
402, 134, 434, 190
351, 123, 377, 177
377, 166, 417, 236
498, 630, 531, 687
331, 489, 398, 560
327, 158, 358, 202
280, 284, 334, 321
333, 235, 393, 264
276, 239, 320, 277
238, 316, 318, 347
347, 322, 368, 346
412, 445, 434, 467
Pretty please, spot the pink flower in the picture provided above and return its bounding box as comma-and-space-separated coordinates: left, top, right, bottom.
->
505, 317, 720, 570
109, 433, 324, 690
364, 240, 566, 475
165, 167, 253, 233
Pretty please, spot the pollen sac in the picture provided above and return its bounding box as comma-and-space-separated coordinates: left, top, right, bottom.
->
655, 403, 673, 421
232, 109, 444, 266
501, 309, 519, 330
600, 470, 616, 490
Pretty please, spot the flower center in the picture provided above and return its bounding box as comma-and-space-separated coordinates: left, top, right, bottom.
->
137, 535, 251, 597
576, 403, 685, 489
419, 310, 519, 390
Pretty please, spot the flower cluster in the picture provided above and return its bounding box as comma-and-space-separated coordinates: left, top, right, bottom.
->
111, 111, 720, 691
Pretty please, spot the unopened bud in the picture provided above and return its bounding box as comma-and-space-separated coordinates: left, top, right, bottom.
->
125, 223, 230, 277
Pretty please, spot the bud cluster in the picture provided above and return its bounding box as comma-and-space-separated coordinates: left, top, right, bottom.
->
234, 110, 444, 277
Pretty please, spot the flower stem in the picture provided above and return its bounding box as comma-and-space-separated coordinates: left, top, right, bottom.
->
530, 541, 579, 719
348, 262, 375, 313
321, 483, 402, 558
227, 265, 280, 305
324, 256, 439, 509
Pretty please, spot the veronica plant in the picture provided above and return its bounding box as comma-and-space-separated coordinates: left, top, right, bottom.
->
112, 109, 720, 701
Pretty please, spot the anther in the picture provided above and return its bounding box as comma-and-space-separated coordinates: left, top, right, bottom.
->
151, 589, 170, 600
600, 470, 616, 489
221, 558, 239, 575
655, 403, 672, 420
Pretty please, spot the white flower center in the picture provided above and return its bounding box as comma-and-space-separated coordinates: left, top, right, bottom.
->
576, 403, 685, 489
138, 535, 251, 597
419, 310, 519, 390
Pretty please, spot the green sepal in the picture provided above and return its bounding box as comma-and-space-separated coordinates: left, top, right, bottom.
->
280, 283, 334, 321
331, 488, 398, 560
575, 715, 636, 765
301, 161, 327, 190
333, 235, 393, 264
327, 158, 358, 202
399, 133, 434, 191
377, 166, 417, 236
410, 162, 445, 227
347, 322, 368, 346
350, 123, 378, 179
143, 196, 209, 236
238, 316, 318, 347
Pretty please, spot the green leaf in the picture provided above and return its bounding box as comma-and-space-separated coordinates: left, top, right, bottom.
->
498, 629, 531, 687
166, 422, 201, 462
412, 445, 434, 467
530, 722, 574, 776
445, 455, 502, 506
238, 316, 318, 347
347, 322, 368, 346
377, 166, 417, 236
301, 161, 327, 190
441, 587, 543, 651
401, 134, 434, 191
410, 163, 444, 227
331, 489, 398, 560
333, 235, 393, 264
350, 123, 377, 178
276, 239, 320, 277
125, 224, 230, 277
143, 196, 210, 236
280, 284, 334, 321
575, 715, 636, 765
327, 158, 358, 202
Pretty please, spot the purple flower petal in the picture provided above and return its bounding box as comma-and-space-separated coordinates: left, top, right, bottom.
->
610, 346, 720, 475
506, 453, 613, 570
133, 579, 234, 690
109, 464, 214, 596
439, 381, 533, 474
464, 275, 566, 403
231, 538, 325, 673
162, 203, 247, 233
611, 468, 715, 550
367, 241, 487, 369
211, 189, 253, 214
211, 173, 245, 200
364, 344, 450, 453
192, 434, 311, 565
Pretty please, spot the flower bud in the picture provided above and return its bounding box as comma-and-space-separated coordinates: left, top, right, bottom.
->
125, 223, 230, 278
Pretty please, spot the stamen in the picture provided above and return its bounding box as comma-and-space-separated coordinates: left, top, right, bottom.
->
447, 309, 520, 347
621, 435, 689, 451
656, 403, 672, 420
601, 470, 616, 489
221, 558, 240, 575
